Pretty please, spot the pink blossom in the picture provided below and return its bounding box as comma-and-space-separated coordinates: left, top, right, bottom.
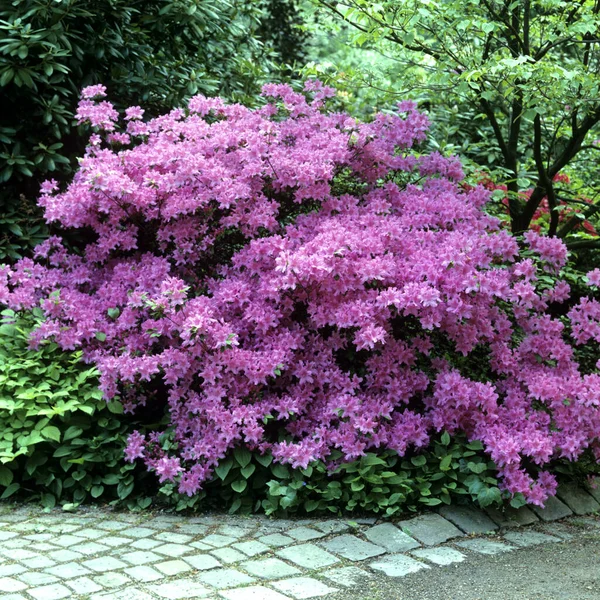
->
2, 82, 599, 505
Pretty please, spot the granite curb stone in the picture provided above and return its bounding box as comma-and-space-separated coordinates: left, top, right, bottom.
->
530, 495, 573, 521
438, 505, 498, 534
556, 483, 600, 515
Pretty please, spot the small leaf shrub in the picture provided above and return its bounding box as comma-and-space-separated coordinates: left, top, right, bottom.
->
0, 309, 154, 509
2, 82, 600, 508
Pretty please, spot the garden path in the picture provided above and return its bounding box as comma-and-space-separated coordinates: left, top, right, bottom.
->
0, 483, 598, 600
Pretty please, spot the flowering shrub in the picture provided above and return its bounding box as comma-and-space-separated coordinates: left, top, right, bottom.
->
2, 83, 600, 506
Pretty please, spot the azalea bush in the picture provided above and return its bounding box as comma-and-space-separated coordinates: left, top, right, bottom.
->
2, 82, 600, 508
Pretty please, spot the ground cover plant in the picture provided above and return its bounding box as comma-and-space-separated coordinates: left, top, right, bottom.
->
0, 309, 154, 509
1, 82, 600, 512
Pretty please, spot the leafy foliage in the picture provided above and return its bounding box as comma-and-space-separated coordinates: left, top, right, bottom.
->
0, 309, 154, 509
0, 0, 303, 258
159, 434, 504, 516
315, 0, 600, 245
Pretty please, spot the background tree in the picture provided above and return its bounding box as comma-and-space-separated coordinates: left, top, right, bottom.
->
316, 0, 600, 248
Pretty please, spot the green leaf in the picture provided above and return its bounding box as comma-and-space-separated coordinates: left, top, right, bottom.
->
477, 486, 502, 508
25, 452, 47, 475
233, 447, 251, 468
271, 464, 290, 479
137, 496, 152, 509
53, 445, 74, 458
95, 332, 106, 342
215, 458, 233, 481
466, 440, 484, 451
439, 455, 453, 471
440, 431, 451, 446
107, 308, 120, 319
90, 485, 104, 498
102, 473, 121, 485
0, 465, 13, 487
240, 464, 256, 479
231, 479, 247, 493
255, 453, 273, 467
117, 481, 134, 499
304, 499, 320, 512
41, 426, 61, 442
509, 492, 527, 509
467, 461, 487, 474
0, 482, 19, 499
106, 401, 123, 414
420, 497, 442, 506
63, 426, 83, 441
41, 493, 56, 509
411, 455, 427, 467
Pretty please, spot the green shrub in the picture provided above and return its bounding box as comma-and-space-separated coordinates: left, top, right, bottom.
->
0, 308, 156, 509
158, 433, 507, 517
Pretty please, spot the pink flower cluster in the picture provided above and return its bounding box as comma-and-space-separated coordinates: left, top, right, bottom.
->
2, 83, 600, 505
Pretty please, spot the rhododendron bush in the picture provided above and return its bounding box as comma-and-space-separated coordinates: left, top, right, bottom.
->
2, 82, 600, 506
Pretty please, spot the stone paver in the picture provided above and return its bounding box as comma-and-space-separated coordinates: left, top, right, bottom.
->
397, 513, 464, 546
71, 541, 110, 555
155, 559, 192, 576
153, 543, 193, 558
120, 527, 155, 539
322, 566, 370, 588
46, 562, 91, 579
184, 554, 222, 570
411, 546, 466, 565
0, 498, 596, 600
124, 565, 164, 581
28, 583, 72, 600
585, 478, 600, 504
197, 567, 255, 589
503, 531, 562, 547
556, 483, 600, 515
211, 547, 247, 564
258, 533, 295, 547
219, 586, 292, 600
276, 544, 339, 570
65, 576, 103, 594
287, 527, 325, 541
438, 505, 498, 534
313, 521, 351, 535
370, 554, 431, 577
273, 576, 338, 599
242, 557, 301, 580
454, 539, 516, 555
320, 534, 385, 562
529, 495, 573, 521
202, 534, 238, 548
18, 571, 58, 585
485, 505, 539, 528
232, 540, 270, 557
148, 579, 212, 599
94, 572, 131, 588
364, 523, 420, 552
84, 556, 128, 571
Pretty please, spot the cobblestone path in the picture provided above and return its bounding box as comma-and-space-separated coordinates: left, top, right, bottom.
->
0, 482, 598, 600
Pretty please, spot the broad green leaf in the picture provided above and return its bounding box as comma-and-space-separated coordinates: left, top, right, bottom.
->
231, 479, 247, 493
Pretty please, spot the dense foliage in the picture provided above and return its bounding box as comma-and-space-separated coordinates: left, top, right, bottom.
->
2, 83, 600, 509
0, 0, 304, 259
315, 0, 600, 244
0, 309, 154, 509
161, 435, 503, 516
